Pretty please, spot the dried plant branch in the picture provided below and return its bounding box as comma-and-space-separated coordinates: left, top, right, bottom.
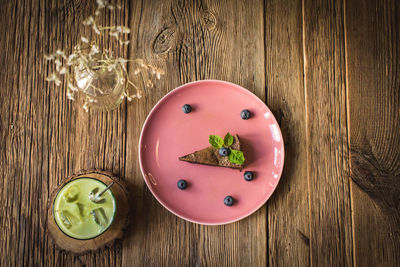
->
44, 0, 163, 111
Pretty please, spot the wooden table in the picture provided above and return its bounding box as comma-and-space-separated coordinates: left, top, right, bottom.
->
1, 0, 399, 266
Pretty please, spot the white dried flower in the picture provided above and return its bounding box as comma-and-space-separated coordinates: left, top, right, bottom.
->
81, 36, 89, 43
74, 44, 81, 50
46, 73, 62, 86
109, 30, 119, 38
119, 40, 130, 45
67, 54, 77, 65
156, 72, 161, 80
83, 103, 89, 112
90, 45, 99, 55
59, 67, 67, 74
127, 93, 136, 101
68, 83, 78, 91
54, 59, 62, 71
44, 54, 54, 61
134, 68, 140, 75
46, 73, 57, 81
56, 49, 65, 56
117, 58, 128, 64
107, 64, 114, 72
93, 23, 101, 35
118, 60, 127, 72
95, 9, 101, 16
107, 5, 114, 10
83, 16, 94, 26
66, 91, 75, 100
96, 0, 106, 8
116, 26, 130, 34
137, 91, 143, 99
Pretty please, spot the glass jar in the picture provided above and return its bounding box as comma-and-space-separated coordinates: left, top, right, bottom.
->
74, 57, 125, 111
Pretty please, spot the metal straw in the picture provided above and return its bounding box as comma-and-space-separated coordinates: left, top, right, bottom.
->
89, 182, 114, 202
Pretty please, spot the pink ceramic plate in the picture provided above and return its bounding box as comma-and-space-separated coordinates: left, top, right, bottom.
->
139, 80, 284, 225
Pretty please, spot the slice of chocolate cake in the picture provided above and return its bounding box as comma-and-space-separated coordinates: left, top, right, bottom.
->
179, 134, 243, 170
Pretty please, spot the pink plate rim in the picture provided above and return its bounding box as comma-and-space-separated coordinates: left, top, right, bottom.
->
138, 80, 285, 225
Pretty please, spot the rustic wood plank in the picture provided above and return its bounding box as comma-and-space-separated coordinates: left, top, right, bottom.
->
123, 0, 266, 266
265, 0, 310, 266
344, 0, 400, 265
0, 0, 129, 266
303, 0, 353, 265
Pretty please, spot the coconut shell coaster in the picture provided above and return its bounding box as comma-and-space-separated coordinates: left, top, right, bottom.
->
47, 170, 130, 254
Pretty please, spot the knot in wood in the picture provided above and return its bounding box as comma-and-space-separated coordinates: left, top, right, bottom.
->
153, 27, 176, 54
201, 10, 217, 30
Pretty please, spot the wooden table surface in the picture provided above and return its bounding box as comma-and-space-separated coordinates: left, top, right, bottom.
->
1, 0, 399, 266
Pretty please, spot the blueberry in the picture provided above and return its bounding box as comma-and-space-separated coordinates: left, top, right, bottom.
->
224, 196, 234, 206
244, 171, 254, 181
219, 147, 231, 157
177, 179, 188, 190
240, 109, 251, 120
182, 104, 192, 114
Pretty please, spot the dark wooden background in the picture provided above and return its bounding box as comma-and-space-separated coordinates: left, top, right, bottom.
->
1, 0, 399, 266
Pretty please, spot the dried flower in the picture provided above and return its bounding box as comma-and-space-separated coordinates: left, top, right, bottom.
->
83, 16, 94, 26
83, 103, 89, 112
66, 91, 75, 100
92, 23, 101, 35
68, 83, 78, 91
90, 45, 99, 55
44, 0, 163, 111
59, 67, 67, 74
109, 30, 119, 38
46, 73, 61, 86
44, 54, 54, 61
96, 0, 106, 8
117, 26, 130, 34
119, 40, 130, 45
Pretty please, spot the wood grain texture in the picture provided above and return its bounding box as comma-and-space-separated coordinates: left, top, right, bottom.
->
303, 0, 353, 265
345, 0, 400, 265
123, 0, 266, 266
1, 0, 400, 266
265, 0, 310, 266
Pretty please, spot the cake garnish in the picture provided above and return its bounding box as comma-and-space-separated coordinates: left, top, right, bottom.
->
209, 133, 245, 165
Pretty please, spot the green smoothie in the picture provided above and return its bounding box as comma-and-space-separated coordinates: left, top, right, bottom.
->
53, 178, 116, 239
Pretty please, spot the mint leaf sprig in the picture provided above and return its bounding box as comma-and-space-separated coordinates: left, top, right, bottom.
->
209, 133, 245, 165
